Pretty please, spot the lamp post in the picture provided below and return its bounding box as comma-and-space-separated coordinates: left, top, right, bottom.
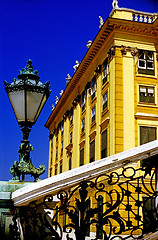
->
4, 59, 51, 181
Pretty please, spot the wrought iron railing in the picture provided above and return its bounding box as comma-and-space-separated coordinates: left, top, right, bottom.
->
9, 155, 158, 240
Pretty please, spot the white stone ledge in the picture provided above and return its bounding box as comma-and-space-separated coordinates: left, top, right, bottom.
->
12, 140, 158, 206
143, 231, 158, 240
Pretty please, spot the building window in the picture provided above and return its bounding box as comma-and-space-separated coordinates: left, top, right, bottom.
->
139, 86, 155, 104
56, 147, 58, 159
90, 140, 95, 163
49, 168, 52, 177
102, 91, 108, 110
50, 152, 53, 165
61, 120, 64, 136
102, 58, 109, 85
101, 130, 107, 158
55, 166, 57, 175
56, 128, 59, 142
91, 77, 96, 100
61, 141, 63, 154
60, 162, 62, 173
70, 107, 73, 125
140, 126, 156, 145
80, 148, 84, 166
81, 90, 86, 111
51, 138, 53, 149
91, 106, 96, 123
81, 118, 85, 133
70, 132, 72, 144
138, 50, 154, 75
69, 157, 72, 170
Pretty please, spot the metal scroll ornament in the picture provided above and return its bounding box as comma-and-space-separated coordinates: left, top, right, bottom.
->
10, 155, 158, 239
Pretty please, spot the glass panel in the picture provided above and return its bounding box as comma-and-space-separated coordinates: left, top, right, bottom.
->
140, 126, 156, 145
27, 91, 44, 122
138, 59, 146, 69
91, 106, 96, 122
34, 95, 47, 123
90, 140, 95, 162
101, 130, 107, 158
147, 60, 154, 70
81, 118, 85, 132
80, 148, 84, 166
91, 77, 96, 99
69, 158, 72, 170
70, 132, 72, 143
103, 92, 108, 110
102, 58, 109, 84
8, 90, 25, 122
139, 50, 145, 59
146, 51, 153, 60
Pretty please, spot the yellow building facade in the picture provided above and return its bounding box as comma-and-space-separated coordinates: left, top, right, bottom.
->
45, 7, 158, 178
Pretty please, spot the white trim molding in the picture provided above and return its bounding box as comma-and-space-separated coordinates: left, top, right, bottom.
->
12, 140, 158, 206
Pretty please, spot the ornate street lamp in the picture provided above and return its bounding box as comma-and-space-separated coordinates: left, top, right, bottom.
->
4, 59, 51, 181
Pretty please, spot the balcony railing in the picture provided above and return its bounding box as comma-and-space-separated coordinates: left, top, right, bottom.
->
132, 13, 155, 23
10, 141, 158, 239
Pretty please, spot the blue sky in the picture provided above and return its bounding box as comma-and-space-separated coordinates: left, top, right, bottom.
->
0, 0, 157, 181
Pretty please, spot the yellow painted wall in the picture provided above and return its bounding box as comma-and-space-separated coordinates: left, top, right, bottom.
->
47, 11, 158, 177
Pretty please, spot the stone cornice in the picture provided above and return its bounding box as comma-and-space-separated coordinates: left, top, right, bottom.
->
12, 140, 158, 206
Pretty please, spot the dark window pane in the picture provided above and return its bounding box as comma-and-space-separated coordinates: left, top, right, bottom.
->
140, 126, 156, 145
138, 50, 154, 75
80, 148, 84, 166
101, 130, 107, 158
69, 158, 72, 170
90, 140, 95, 162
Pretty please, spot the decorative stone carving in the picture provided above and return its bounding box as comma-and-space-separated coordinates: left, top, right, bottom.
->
65, 143, 73, 157
55, 96, 59, 104
52, 129, 55, 135
52, 104, 55, 111
120, 45, 138, 57
59, 90, 64, 96
121, 45, 127, 55
63, 110, 69, 120
131, 47, 138, 57
99, 16, 104, 28
66, 74, 72, 85
86, 40, 92, 48
49, 133, 53, 140
107, 46, 116, 59
94, 65, 101, 76
73, 60, 79, 72
73, 95, 81, 107
112, 0, 119, 9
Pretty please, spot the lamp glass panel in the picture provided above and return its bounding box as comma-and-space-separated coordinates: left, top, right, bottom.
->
26, 91, 44, 122
34, 94, 47, 122
8, 90, 25, 122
